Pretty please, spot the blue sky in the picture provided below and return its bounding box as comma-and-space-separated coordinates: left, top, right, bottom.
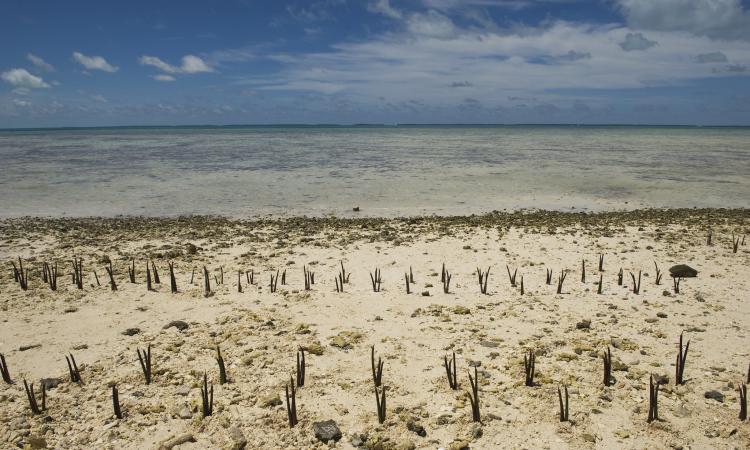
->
1, 0, 749, 127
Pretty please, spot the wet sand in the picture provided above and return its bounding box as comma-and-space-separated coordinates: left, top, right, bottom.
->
1, 209, 749, 449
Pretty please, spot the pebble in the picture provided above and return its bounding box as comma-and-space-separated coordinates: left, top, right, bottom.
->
163, 320, 189, 331
122, 328, 141, 336
313, 420, 342, 443
704, 390, 724, 402
227, 426, 247, 450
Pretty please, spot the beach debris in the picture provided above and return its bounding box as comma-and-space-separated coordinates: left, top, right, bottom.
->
285, 376, 298, 427
200, 372, 213, 418
297, 348, 306, 387
617, 268, 623, 286
304, 266, 313, 291
630, 270, 641, 294
146, 262, 153, 291
66, 353, 82, 383
409, 266, 415, 283
675, 332, 690, 385
137, 345, 152, 385
105, 261, 117, 291
151, 260, 160, 284
23, 379, 44, 414
203, 266, 211, 296
557, 384, 569, 422
546, 268, 552, 285
520, 275, 524, 295
72, 257, 84, 290
602, 347, 612, 386
444, 351, 458, 390
739, 383, 747, 421
581, 259, 586, 283
374, 384, 386, 424
168, 262, 177, 293
647, 375, 659, 423
598, 253, 604, 271
506, 265, 518, 287
269, 269, 279, 293
128, 259, 136, 283
371, 345, 384, 387
404, 273, 410, 294
467, 365, 480, 422
370, 268, 382, 292
281, 269, 286, 285
654, 262, 662, 285
313, 420, 342, 443
477, 266, 490, 294
669, 264, 697, 278
443, 268, 452, 294
43, 262, 58, 291
216, 346, 228, 384
556, 270, 567, 294
597, 274, 603, 294
0, 353, 12, 384
112, 385, 123, 419
524, 350, 536, 386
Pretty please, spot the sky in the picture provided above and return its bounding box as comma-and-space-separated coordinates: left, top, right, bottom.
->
1, 0, 750, 127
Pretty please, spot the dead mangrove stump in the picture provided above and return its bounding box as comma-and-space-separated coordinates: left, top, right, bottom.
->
675, 332, 690, 385
201, 372, 214, 418
286, 376, 298, 427
467, 365, 480, 422
137, 345, 152, 385
524, 350, 536, 386
557, 384, 569, 422
371, 345, 384, 387
444, 352, 458, 390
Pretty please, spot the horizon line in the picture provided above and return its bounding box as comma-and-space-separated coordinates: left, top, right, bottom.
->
2, 122, 750, 131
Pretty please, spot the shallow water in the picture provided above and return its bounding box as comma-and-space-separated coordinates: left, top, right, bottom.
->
0, 125, 748, 217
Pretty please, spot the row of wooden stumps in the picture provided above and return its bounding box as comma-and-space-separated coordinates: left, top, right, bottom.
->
2, 333, 748, 429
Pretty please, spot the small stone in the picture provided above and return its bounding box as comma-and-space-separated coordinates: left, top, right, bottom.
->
704, 390, 724, 402
163, 320, 189, 331
305, 343, 325, 356
406, 420, 427, 437
313, 420, 342, 443
122, 328, 141, 336
449, 440, 470, 450
177, 407, 192, 419
185, 243, 198, 255
227, 426, 247, 450
479, 340, 498, 348
175, 386, 191, 396
258, 394, 282, 407
471, 425, 482, 439
25, 436, 47, 449
352, 206, 360, 212
19, 344, 41, 352
159, 433, 195, 450
582, 433, 596, 442
421, 291, 430, 297
452, 306, 470, 315
576, 319, 591, 330
656, 312, 668, 318
40, 378, 63, 390
610, 338, 622, 349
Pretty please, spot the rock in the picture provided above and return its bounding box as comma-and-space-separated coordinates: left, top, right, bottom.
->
227, 426, 247, 450
40, 378, 63, 390
656, 312, 668, 318
175, 386, 191, 396
479, 340, 498, 348
25, 436, 47, 449
122, 328, 141, 336
305, 343, 325, 356
421, 291, 430, 297
610, 338, 623, 349
704, 390, 724, 402
185, 243, 198, 255
313, 420, 342, 443
177, 407, 192, 419
452, 306, 470, 315
582, 433, 596, 443
673, 404, 691, 417
449, 440, 470, 450
163, 320, 189, 331
576, 319, 591, 329
258, 394, 282, 407
329, 331, 363, 350
352, 206, 360, 212
19, 344, 41, 351
471, 424, 483, 439
350, 434, 366, 447
159, 433, 195, 450
669, 265, 697, 278
406, 420, 427, 437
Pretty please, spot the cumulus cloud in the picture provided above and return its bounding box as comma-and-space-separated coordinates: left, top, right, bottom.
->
694, 51, 728, 63
616, 0, 750, 41
407, 10, 457, 38
139, 54, 214, 75
1, 68, 50, 89
152, 74, 176, 81
72, 52, 118, 72
26, 53, 54, 72
368, 0, 403, 19
619, 32, 658, 51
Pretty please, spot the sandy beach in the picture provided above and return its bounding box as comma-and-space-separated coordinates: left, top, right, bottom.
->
1, 209, 749, 449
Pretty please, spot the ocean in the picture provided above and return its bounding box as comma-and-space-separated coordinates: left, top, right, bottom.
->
0, 125, 748, 217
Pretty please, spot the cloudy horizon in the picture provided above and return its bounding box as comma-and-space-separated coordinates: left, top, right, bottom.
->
2, 0, 750, 127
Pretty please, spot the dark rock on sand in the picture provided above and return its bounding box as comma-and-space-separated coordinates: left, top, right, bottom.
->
122, 328, 141, 336
163, 320, 189, 331
313, 420, 342, 442
669, 264, 698, 278
704, 390, 724, 402
40, 378, 63, 390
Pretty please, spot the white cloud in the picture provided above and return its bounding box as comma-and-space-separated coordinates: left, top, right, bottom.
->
72, 52, 119, 72
407, 10, 457, 38
616, 0, 750, 41
695, 51, 728, 63
1, 68, 50, 89
26, 53, 55, 72
619, 32, 658, 51
139, 54, 213, 75
368, 0, 403, 19
152, 74, 176, 81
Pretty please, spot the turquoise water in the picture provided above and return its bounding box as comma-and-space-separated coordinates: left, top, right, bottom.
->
0, 125, 748, 217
